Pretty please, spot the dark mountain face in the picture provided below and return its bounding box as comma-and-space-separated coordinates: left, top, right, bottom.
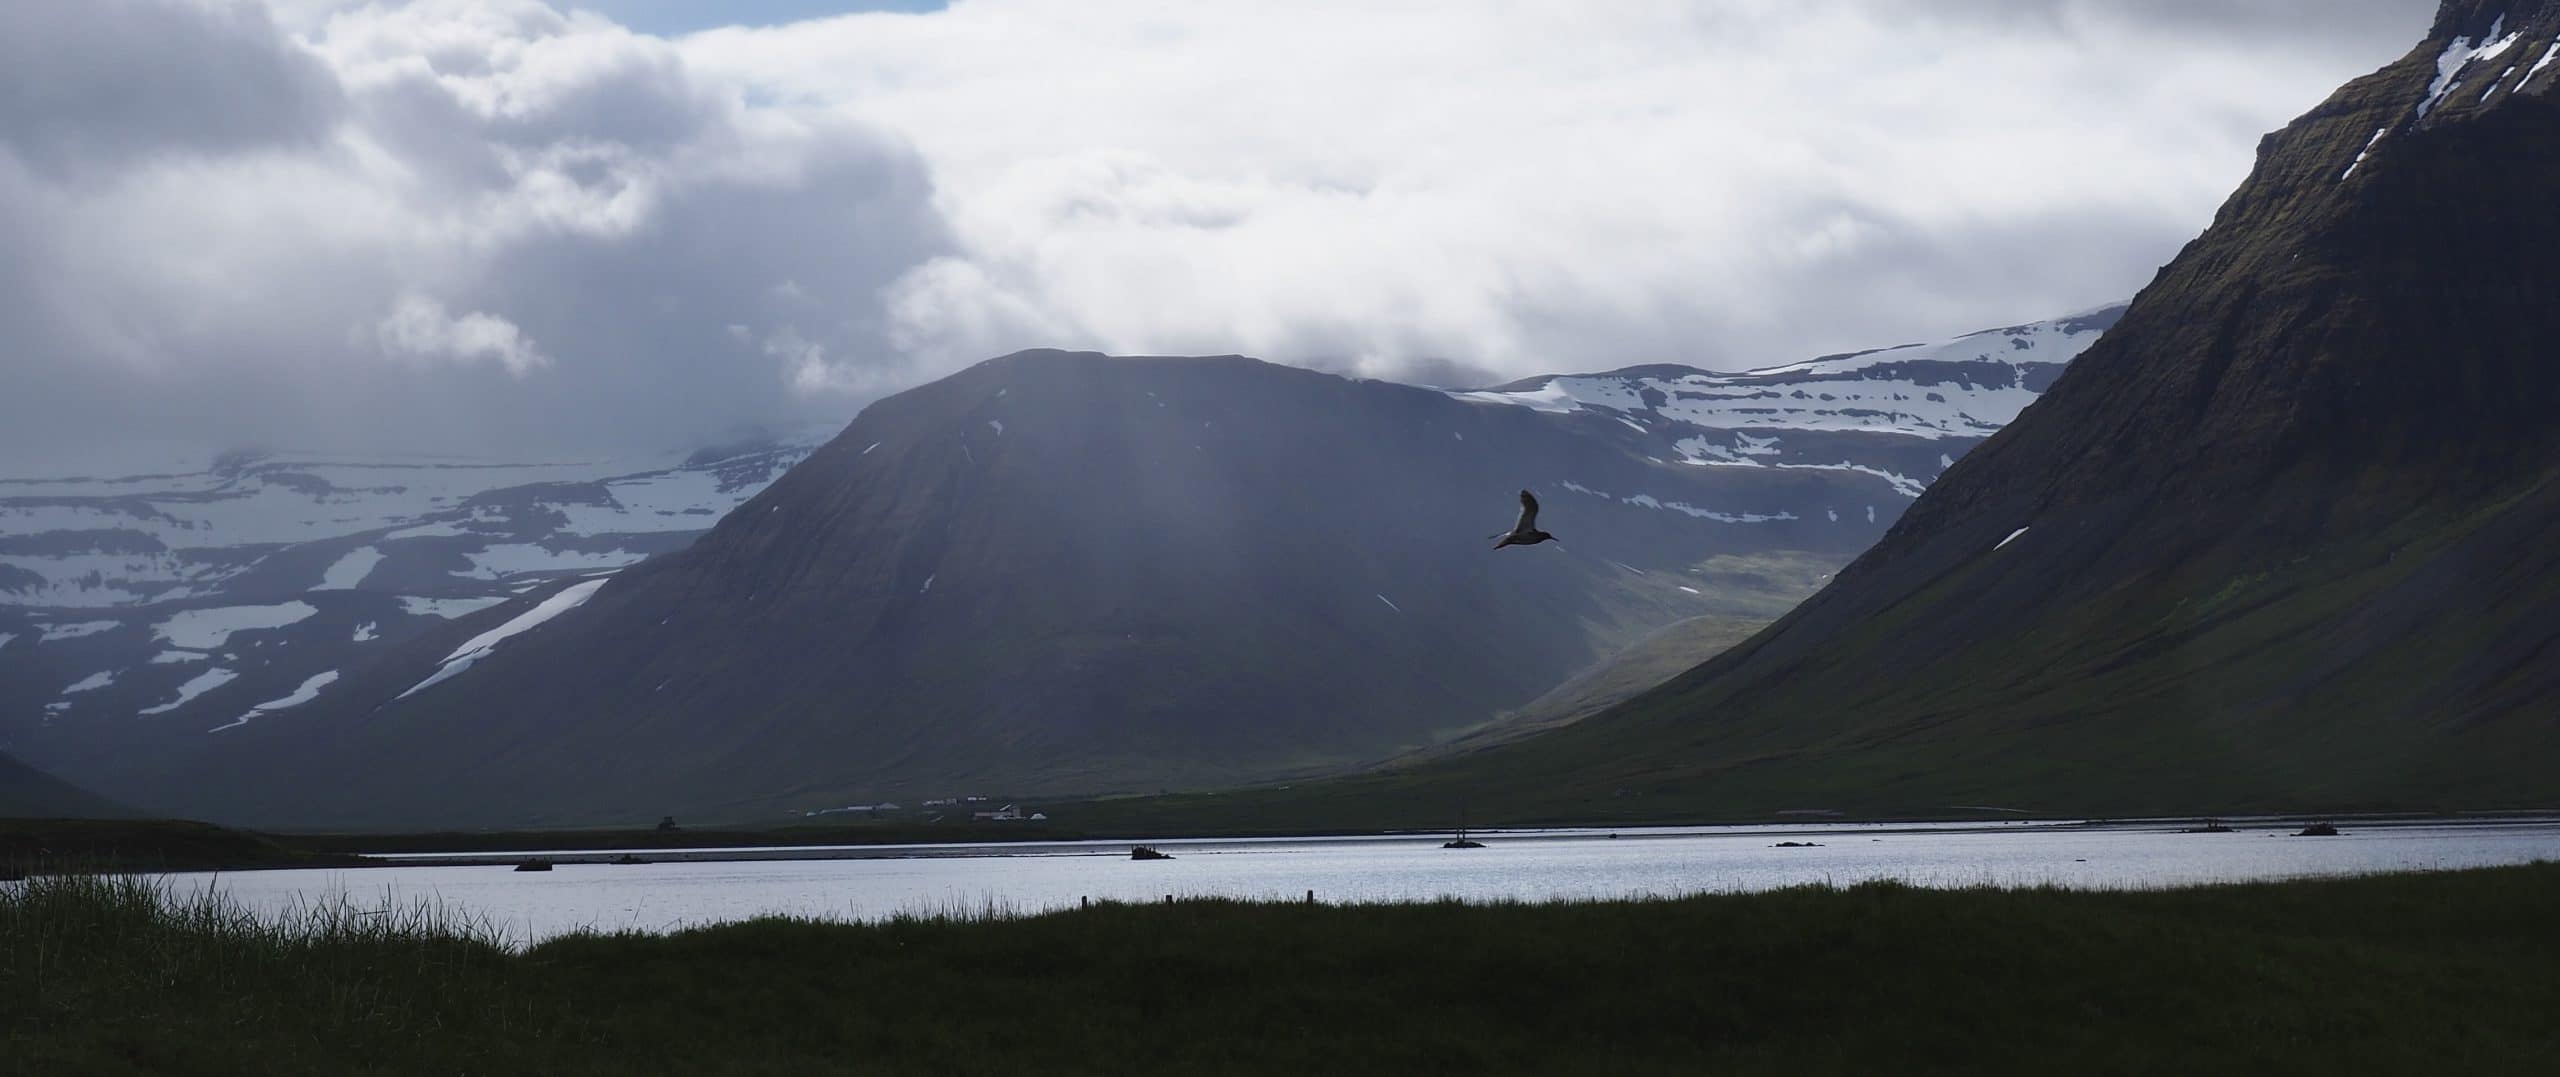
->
0, 751, 126, 819
126, 333, 2074, 828
1237, 0, 2560, 826
216, 354, 1902, 826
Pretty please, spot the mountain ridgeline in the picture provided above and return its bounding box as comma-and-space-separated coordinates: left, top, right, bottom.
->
77, 302, 2119, 827
1180, 0, 2560, 827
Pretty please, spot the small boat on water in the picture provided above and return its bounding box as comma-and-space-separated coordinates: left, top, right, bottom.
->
1130, 846, 1174, 860
513, 858, 555, 872
2294, 821, 2341, 837
1442, 824, 1483, 850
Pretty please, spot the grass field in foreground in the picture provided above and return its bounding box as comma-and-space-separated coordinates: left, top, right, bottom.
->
6, 864, 2557, 1075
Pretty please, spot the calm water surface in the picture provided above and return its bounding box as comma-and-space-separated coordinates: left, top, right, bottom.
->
176, 820, 2560, 944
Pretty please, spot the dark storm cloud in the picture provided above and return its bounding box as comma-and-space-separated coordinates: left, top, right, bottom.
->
0, 0, 343, 178
0, 0, 954, 473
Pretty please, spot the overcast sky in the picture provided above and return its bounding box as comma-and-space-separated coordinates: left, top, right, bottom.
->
0, 0, 2433, 472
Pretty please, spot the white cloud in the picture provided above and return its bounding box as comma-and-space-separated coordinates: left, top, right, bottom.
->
0, 0, 2430, 472
377, 293, 550, 375
682, 0, 2428, 376
0, 0, 947, 470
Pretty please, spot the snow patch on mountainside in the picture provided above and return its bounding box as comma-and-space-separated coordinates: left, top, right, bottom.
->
139, 667, 237, 715
396, 578, 610, 701
457, 545, 643, 581
2422, 17, 2521, 117
318, 547, 384, 590
1560, 480, 1799, 523
154, 603, 318, 650
399, 596, 510, 619
39, 621, 119, 642
211, 670, 341, 733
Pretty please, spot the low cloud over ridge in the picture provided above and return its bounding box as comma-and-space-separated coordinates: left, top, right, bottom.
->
0, 0, 2429, 470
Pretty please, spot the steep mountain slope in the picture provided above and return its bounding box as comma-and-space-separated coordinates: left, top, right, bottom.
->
0, 750, 127, 820
0, 438, 821, 763
1180, 0, 2560, 827
91, 299, 2118, 827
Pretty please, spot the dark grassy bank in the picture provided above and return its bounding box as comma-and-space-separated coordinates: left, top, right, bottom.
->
7, 864, 2558, 1075
0, 818, 367, 875
287, 821, 1092, 857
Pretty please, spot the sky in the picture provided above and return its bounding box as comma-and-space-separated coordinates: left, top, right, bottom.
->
0, 0, 2435, 473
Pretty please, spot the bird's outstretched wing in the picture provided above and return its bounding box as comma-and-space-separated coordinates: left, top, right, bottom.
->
1515, 489, 1540, 532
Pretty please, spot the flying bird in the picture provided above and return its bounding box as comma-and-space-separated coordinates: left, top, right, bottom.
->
1492, 489, 1556, 549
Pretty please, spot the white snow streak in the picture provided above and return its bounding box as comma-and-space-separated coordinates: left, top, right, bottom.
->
63, 670, 115, 694
1375, 593, 1401, 612
1996, 527, 2030, 551
396, 578, 610, 701
139, 667, 237, 715
2340, 126, 2388, 181
211, 671, 340, 733
39, 620, 119, 642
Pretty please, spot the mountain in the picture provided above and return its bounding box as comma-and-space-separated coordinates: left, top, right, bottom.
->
1159, 0, 2560, 827
1452, 303, 2118, 497
64, 304, 2118, 828
0, 750, 127, 819
0, 437, 825, 779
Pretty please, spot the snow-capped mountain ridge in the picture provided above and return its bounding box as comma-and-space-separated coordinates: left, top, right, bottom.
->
0, 437, 829, 609
1454, 304, 2120, 440
1451, 303, 2125, 493
0, 433, 829, 741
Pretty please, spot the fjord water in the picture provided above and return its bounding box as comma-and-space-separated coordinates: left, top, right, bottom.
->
169, 820, 2560, 945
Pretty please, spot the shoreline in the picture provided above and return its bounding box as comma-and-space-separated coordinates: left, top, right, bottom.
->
13, 809, 2560, 875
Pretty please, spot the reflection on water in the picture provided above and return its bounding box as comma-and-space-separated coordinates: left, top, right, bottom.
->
176, 820, 2560, 944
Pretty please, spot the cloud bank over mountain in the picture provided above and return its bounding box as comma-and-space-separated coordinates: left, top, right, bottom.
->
0, 0, 2428, 470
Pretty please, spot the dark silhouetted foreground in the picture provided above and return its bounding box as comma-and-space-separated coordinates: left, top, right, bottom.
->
6, 864, 2557, 1074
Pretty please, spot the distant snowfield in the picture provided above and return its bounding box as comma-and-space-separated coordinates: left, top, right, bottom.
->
396, 578, 611, 701
63, 670, 116, 694
39, 620, 120, 642
0, 439, 824, 610
1450, 307, 2120, 474
154, 602, 318, 651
